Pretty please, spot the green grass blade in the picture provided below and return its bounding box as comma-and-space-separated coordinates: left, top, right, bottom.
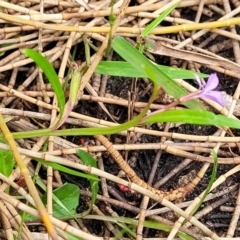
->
65, 233, 83, 240
33, 158, 99, 181
112, 37, 203, 110
57, 68, 81, 128
22, 49, 65, 121
142, 0, 180, 37
95, 61, 208, 79
76, 150, 99, 207
142, 109, 240, 128
83, 215, 195, 240
190, 150, 218, 216
3, 107, 240, 141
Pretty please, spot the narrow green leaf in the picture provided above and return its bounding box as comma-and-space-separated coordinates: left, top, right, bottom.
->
77, 150, 97, 169
33, 158, 99, 181
95, 61, 208, 79
69, 69, 81, 104
112, 37, 203, 110
142, 0, 180, 37
5, 105, 240, 142
77, 150, 99, 207
57, 68, 81, 128
190, 150, 218, 217
22, 49, 65, 120
83, 215, 195, 240
65, 232, 83, 240
0, 149, 14, 177
142, 109, 240, 128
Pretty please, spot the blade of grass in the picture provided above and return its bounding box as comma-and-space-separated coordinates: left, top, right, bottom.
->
0, 114, 58, 240
33, 158, 99, 181
142, 0, 180, 37
190, 150, 218, 216
1, 86, 160, 139
82, 215, 195, 240
5, 107, 240, 141
112, 36, 203, 110
95, 61, 208, 79
77, 150, 99, 210
57, 67, 81, 128
141, 109, 240, 128
22, 49, 65, 124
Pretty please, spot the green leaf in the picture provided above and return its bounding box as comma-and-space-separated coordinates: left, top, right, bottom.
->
77, 150, 99, 207
77, 150, 97, 169
42, 183, 80, 218
112, 37, 203, 110
57, 69, 81, 128
35, 177, 73, 216
33, 158, 99, 181
0, 149, 14, 177
142, 0, 180, 37
23, 183, 80, 221
65, 232, 83, 240
190, 150, 218, 217
142, 109, 240, 128
22, 49, 65, 121
95, 61, 208, 79
83, 215, 195, 240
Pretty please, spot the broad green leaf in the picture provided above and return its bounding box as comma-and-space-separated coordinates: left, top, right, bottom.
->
95, 61, 208, 79
142, 109, 240, 128
42, 183, 80, 218
22, 49, 65, 121
24, 183, 80, 221
35, 177, 73, 216
77, 150, 99, 207
112, 37, 203, 110
142, 0, 180, 36
0, 149, 14, 177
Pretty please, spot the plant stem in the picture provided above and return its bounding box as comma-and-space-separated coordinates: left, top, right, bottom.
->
0, 113, 58, 240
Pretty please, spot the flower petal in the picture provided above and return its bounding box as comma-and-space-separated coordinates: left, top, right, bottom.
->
201, 91, 225, 106
194, 74, 203, 90
203, 73, 219, 92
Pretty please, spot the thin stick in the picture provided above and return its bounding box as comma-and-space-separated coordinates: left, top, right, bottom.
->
1, 11, 240, 34
0, 114, 58, 240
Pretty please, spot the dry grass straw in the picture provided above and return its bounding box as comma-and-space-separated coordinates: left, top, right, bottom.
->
1, 0, 240, 239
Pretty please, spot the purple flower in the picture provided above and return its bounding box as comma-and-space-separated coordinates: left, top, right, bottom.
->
179, 73, 225, 106
195, 73, 225, 106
